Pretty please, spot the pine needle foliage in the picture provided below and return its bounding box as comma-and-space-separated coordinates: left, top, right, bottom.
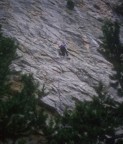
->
47, 83, 123, 144
0, 25, 17, 96
0, 74, 48, 142
100, 20, 123, 96
100, 20, 122, 62
67, 0, 74, 10
0, 26, 48, 143
114, 1, 123, 16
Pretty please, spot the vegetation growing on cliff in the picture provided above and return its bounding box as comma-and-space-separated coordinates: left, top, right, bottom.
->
46, 83, 123, 144
66, 0, 74, 10
0, 26, 48, 144
0, 24, 17, 96
100, 20, 123, 96
114, 0, 123, 16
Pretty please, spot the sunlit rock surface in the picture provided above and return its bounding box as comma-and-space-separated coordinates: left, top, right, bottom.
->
0, 0, 122, 113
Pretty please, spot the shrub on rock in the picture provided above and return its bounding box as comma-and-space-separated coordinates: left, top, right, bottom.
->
67, 0, 74, 10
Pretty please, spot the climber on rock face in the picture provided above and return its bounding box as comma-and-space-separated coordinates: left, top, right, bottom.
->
58, 41, 68, 56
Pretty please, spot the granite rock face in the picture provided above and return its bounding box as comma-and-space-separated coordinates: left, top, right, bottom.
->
0, 0, 122, 113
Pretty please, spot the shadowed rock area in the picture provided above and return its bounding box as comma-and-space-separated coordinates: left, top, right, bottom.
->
0, 0, 121, 113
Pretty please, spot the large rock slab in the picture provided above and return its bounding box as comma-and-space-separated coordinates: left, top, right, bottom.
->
0, 0, 121, 113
